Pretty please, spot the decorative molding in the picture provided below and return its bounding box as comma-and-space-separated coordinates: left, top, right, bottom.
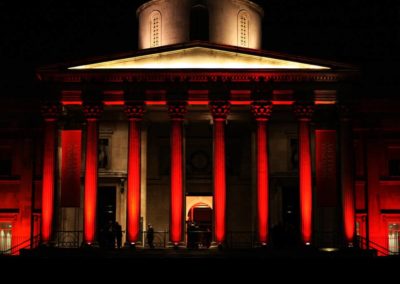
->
83, 104, 103, 120
338, 104, 352, 121
209, 101, 231, 120
251, 101, 272, 121
167, 102, 187, 120
41, 104, 60, 121
43, 71, 349, 84
294, 103, 314, 121
124, 103, 146, 120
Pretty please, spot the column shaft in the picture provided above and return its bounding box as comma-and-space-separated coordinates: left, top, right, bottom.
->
299, 120, 312, 244
214, 119, 226, 243
168, 102, 187, 245
295, 103, 314, 245
127, 119, 141, 243
41, 119, 57, 242
170, 119, 184, 244
210, 102, 230, 245
340, 115, 355, 245
251, 101, 272, 245
256, 121, 269, 244
84, 119, 99, 244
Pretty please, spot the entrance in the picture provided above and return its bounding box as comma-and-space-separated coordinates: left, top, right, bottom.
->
388, 223, 400, 255
271, 185, 300, 248
0, 222, 12, 253
97, 186, 116, 248
187, 203, 212, 248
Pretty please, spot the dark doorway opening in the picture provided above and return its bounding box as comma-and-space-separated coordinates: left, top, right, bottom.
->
190, 4, 209, 41
187, 203, 212, 248
272, 186, 300, 248
97, 186, 116, 248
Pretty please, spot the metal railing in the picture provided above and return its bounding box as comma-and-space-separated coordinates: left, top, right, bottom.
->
356, 236, 399, 256
55, 231, 83, 248
0, 235, 40, 256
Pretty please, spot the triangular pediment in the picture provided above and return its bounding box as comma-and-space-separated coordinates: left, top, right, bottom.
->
69, 46, 330, 70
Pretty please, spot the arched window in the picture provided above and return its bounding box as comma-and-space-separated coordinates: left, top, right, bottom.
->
190, 3, 209, 41
238, 10, 249, 48
150, 11, 161, 47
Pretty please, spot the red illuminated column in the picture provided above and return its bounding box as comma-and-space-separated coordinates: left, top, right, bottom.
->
251, 101, 273, 245
168, 102, 187, 246
41, 104, 60, 243
294, 103, 314, 245
339, 105, 355, 246
124, 103, 145, 245
83, 104, 103, 245
210, 101, 231, 244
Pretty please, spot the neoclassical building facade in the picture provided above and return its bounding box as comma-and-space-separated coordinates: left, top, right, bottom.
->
1, 0, 399, 255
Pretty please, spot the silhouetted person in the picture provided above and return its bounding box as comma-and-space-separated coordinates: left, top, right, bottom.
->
147, 224, 154, 248
106, 220, 115, 249
114, 222, 122, 249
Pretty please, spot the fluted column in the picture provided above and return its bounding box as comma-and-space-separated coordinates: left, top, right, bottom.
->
168, 102, 187, 246
83, 104, 103, 245
40, 104, 60, 243
339, 105, 355, 246
251, 101, 272, 245
124, 103, 145, 245
294, 103, 314, 245
210, 101, 231, 244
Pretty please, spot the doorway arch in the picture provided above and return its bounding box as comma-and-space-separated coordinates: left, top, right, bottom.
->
186, 197, 213, 248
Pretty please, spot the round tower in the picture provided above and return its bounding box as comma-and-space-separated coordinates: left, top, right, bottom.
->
137, 0, 264, 50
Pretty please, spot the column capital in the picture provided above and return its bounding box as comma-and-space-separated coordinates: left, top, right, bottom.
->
294, 103, 314, 122
209, 101, 231, 121
83, 104, 103, 120
251, 101, 273, 122
124, 103, 146, 120
337, 104, 352, 122
167, 101, 188, 120
41, 104, 60, 121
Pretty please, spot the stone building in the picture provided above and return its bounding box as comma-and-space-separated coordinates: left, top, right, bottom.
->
1, 0, 399, 255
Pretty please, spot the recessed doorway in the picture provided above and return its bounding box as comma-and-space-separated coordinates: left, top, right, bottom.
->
186, 196, 212, 248
97, 186, 116, 248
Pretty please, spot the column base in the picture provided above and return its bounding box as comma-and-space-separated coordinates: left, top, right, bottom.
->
81, 241, 99, 248
167, 241, 186, 249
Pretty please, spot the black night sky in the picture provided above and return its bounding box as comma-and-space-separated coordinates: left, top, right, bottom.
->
1, 0, 400, 98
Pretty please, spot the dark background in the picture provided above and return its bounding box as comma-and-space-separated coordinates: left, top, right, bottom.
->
1, 0, 400, 98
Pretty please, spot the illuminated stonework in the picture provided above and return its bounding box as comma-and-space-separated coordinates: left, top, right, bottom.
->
137, 0, 263, 49
70, 47, 329, 70
150, 11, 161, 47
238, 10, 249, 48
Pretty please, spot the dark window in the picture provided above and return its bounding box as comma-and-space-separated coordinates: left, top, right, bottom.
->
389, 159, 400, 176
0, 159, 12, 176
290, 139, 299, 171
98, 139, 110, 169
190, 4, 209, 41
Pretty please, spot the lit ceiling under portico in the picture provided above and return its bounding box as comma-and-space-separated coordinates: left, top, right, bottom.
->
69, 46, 330, 70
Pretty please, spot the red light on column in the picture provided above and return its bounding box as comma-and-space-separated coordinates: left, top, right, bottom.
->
83, 105, 103, 244
168, 102, 187, 245
125, 103, 145, 243
210, 102, 230, 244
40, 105, 59, 243
251, 101, 272, 245
295, 104, 314, 244
41, 118, 58, 242
339, 106, 355, 245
